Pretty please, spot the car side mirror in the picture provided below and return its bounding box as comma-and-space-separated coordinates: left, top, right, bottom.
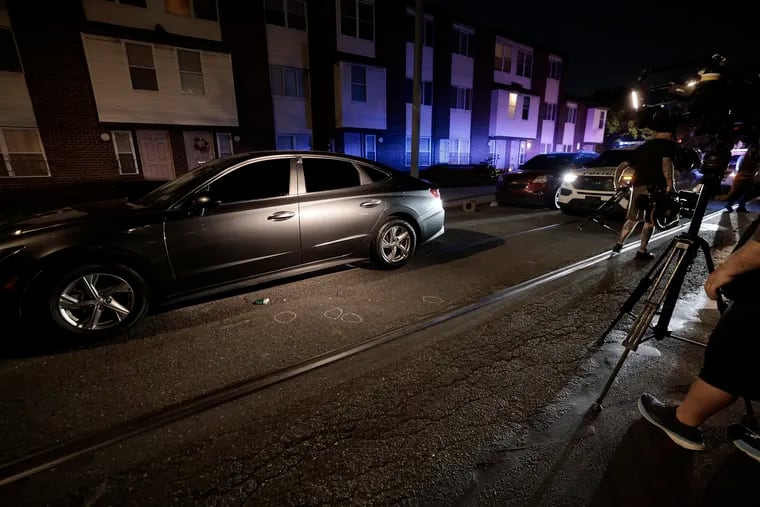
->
192, 191, 220, 209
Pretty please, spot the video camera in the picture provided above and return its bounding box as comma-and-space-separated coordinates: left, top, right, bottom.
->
632, 54, 760, 180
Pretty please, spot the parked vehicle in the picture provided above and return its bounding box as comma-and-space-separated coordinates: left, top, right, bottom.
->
558, 146, 703, 216
0, 152, 445, 341
495, 151, 599, 209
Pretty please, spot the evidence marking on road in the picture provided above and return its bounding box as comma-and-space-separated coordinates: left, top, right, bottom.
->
0, 211, 721, 488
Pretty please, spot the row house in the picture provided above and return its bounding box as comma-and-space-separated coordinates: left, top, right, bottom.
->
0, 0, 607, 194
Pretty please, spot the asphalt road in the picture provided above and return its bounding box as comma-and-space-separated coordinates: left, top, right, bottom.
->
1, 199, 758, 506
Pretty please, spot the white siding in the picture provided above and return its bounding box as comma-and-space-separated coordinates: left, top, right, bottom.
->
449, 109, 471, 139
405, 43, 434, 81
489, 90, 539, 138
493, 38, 531, 90
544, 79, 559, 103
540, 120, 555, 144
337, 34, 375, 58
405, 104, 432, 136
266, 24, 309, 68
81, 34, 238, 126
584, 107, 606, 144
272, 96, 311, 134
451, 53, 473, 88
82, 0, 221, 41
334, 62, 386, 130
0, 73, 36, 128
562, 123, 575, 146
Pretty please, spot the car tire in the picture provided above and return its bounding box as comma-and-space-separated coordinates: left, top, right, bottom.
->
551, 186, 562, 210
40, 262, 150, 342
371, 218, 417, 269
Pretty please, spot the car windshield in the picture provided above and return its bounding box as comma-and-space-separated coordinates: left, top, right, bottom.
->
519, 154, 577, 172
136, 155, 249, 207
588, 150, 632, 167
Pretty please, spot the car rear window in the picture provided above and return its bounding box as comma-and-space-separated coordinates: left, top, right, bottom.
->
301, 158, 361, 192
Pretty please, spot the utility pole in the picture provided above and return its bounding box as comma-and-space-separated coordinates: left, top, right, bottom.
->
410, 0, 424, 178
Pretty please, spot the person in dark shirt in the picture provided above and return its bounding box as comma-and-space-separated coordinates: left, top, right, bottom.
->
724, 143, 759, 213
638, 218, 760, 462
611, 131, 677, 260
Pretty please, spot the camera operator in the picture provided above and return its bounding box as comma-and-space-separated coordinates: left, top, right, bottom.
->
724, 141, 759, 213
638, 217, 760, 462
611, 129, 677, 260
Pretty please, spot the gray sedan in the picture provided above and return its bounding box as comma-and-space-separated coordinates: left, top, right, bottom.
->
0, 152, 445, 342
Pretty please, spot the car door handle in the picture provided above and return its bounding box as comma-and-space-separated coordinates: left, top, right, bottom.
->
267, 211, 296, 221
360, 199, 382, 208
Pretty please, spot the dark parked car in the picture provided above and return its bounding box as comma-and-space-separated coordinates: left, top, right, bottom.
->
0, 152, 445, 342
495, 151, 599, 209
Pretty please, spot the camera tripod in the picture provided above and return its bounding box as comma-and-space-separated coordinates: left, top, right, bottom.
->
576, 187, 630, 234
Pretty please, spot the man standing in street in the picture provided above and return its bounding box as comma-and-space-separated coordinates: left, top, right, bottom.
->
611, 130, 677, 260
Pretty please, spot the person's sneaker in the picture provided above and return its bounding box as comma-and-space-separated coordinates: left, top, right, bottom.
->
611, 243, 623, 253
724, 204, 735, 213
728, 423, 760, 463
635, 250, 655, 261
638, 393, 705, 451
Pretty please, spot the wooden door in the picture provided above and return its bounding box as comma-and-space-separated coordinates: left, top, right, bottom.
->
136, 130, 175, 180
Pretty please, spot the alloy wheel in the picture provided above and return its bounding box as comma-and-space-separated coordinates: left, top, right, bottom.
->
57, 273, 135, 331
380, 225, 412, 263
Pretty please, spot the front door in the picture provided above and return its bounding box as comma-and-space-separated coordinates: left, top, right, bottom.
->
136, 130, 175, 180
164, 157, 301, 291
492, 139, 507, 169
183, 131, 216, 170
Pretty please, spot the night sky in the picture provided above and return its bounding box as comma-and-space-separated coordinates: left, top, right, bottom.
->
450, 0, 755, 98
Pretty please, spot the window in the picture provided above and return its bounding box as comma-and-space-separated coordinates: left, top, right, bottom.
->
548, 59, 561, 80
439, 138, 470, 165
562, 144, 572, 152
521, 96, 531, 120
518, 141, 527, 165
111, 131, 138, 175
165, 0, 218, 20
265, 0, 307, 30
216, 132, 233, 158
208, 158, 291, 203
452, 87, 472, 110
105, 0, 148, 6
544, 103, 557, 121
301, 157, 361, 192
363, 164, 389, 181
0, 28, 21, 72
507, 92, 518, 119
177, 49, 205, 94
350, 65, 366, 102
516, 49, 533, 78
276, 134, 311, 150
365, 134, 377, 161
405, 79, 433, 106
405, 137, 431, 166
125, 42, 158, 91
494, 41, 511, 73
567, 106, 577, 124
541, 143, 552, 154
0, 128, 49, 177
405, 12, 434, 47
453, 26, 473, 57
340, 0, 374, 41
270, 66, 306, 98
598, 110, 607, 129
343, 132, 376, 161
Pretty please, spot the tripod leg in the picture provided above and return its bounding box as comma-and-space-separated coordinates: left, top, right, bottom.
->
652, 241, 694, 339
594, 348, 632, 409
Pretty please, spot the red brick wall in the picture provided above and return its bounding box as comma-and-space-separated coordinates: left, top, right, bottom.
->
4, 0, 123, 193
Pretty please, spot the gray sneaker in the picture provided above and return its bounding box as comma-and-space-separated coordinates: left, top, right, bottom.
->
638, 393, 705, 451
728, 423, 760, 463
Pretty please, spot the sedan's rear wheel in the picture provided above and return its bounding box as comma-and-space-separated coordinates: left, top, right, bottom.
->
371, 218, 417, 269
45, 263, 150, 341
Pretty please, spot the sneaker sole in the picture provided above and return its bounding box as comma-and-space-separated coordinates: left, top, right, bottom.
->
731, 439, 760, 464
638, 398, 705, 451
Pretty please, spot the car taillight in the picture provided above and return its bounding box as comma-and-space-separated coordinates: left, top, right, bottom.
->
429, 188, 441, 199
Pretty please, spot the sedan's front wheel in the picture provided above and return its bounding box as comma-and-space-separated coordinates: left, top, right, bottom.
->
44, 263, 150, 342
371, 218, 417, 269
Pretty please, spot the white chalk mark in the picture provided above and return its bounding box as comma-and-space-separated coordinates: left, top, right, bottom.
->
323, 307, 343, 320
219, 319, 250, 330
274, 311, 297, 323
340, 313, 363, 323
423, 296, 445, 304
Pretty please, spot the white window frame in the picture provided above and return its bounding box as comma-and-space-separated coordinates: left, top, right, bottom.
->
562, 144, 572, 152
453, 24, 474, 57
405, 136, 431, 167
541, 143, 552, 154
494, 40, 512, 73
507, 92, 518, 119
453, 87, 472, 111
516, 49, 533, 78
0, 128, 50, 178
270, 65, 306, 98
111, 130, 139, 175
548, 59, 561, 80
264, 0, 308, 30
544, 103, 557, 121
521, 96, 531, 120
598, 110, 607, 129
405, 9, 434, 47
164, 0, 219, 21
350, 64, 367, 102
124, 41, 158, 91
176, 48, 205, 95
216, 132, 234, 158
364, 134, 377, 161
518, 140, 527, 165
339, 0, 375, 41
567, 105, 578, 125
441, 138, 470, 165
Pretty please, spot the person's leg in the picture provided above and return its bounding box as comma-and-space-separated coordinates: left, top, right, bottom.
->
617, 219, 638, 244
638, 222, 655, 253
676, 378, 738, 427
